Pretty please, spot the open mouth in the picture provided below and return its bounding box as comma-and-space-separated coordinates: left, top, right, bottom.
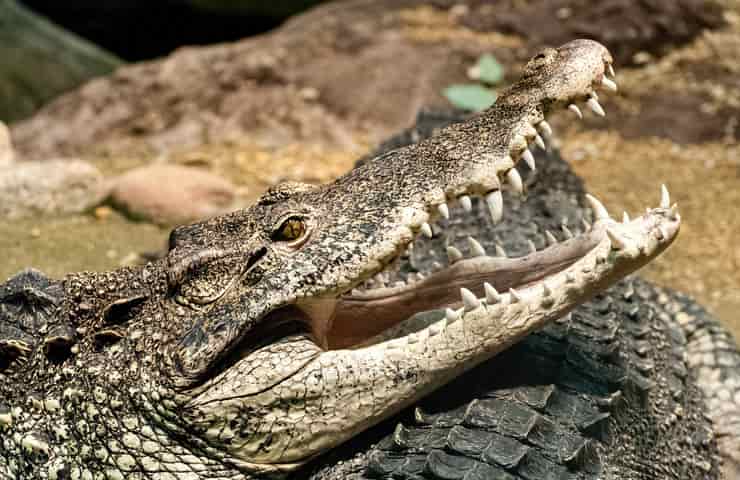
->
298, 187, 680, 351
288, 62, 681, 352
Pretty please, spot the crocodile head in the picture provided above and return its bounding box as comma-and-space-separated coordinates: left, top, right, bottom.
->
0, 40, 680, 478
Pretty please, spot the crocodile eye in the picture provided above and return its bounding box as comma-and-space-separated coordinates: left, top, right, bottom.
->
273, 217, 307, 242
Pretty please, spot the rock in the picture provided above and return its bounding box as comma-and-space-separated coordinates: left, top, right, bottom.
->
0, 121, 12, 167
0, 159, 106, 219
0, 0, 122, 122
109, 164, 238, 225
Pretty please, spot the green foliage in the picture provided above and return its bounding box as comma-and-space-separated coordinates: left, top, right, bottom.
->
443, 53, 505, 112
443, 85, 497, 112
476, 54, 504, 85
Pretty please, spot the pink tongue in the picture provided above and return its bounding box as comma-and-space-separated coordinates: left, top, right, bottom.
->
327, 233, 597, 349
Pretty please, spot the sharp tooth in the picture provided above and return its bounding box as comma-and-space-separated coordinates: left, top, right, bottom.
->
394, 281, 405, 288
437, 203, 450, 220
445, 308, 461, 322
446, 246, 463, 263
421, 222, 433, 238
608, 64, 616, 78
606, 227, 628, 250
660, 184, 670, 209
460, 195, 472, 212
467, 237, 487, 257
601, 75, 618, 92
585, 193, 611, 220
527, 240, 537, 253
538, 120, 553, 136
522, 149, 536, 170
509, 288, 523, 303
565, 272, 576, 283
461, 288, 480, 312
484, 282, 500, 303
535, 134, 546, 150
485, 190, 503, 224
562, 225, 573, 239
432, 261, 443, 270
542, 282, 552, 297
415, 272, 426, 281
506, 168, 524, 195
545, 230, 558, 246
429, 323, 443, 336
622, 211, 630, 223
568, 104, 583, 118
587, 96, 606, 117
495, 244, 507, 257
669, 204, 679, 220
581, 219, 592, 231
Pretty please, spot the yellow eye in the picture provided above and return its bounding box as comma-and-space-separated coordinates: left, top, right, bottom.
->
273, 218, 306, 242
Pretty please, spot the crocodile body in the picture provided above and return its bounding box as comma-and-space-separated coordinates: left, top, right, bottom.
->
0, 40, 735, 479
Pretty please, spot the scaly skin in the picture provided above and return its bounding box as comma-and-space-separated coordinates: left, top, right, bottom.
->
0, 40, 683, 479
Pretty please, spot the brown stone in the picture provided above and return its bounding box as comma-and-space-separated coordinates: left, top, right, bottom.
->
109, 164, 237, 225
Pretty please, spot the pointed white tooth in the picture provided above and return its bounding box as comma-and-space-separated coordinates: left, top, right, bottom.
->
506, 168, 524, 195
622, 211, 630, 223
669, 204, 679, 220
522, 149, 536, 170
446, 246, 463, 263
565, 272, 576, 283
545, 230, 558, 246
660, 184, 670, 209
542, 281, 552, 297
461, 288, 480, 312
415, 272, 426, 281
527, 240, 537, 253
509, 288, 523, 303
587, 97, 606, 117
562, 225, 573, 239
538, 120, 553, 136
460, 195, 472, 212
420, 222, 433, 238
437, 203, 450, 220
485, 190, 503, 224
467, 237, 486, 257
568, 104, 583, 118
601, 75, 618, 92
445, 308, 461, 322
608, 64, 616, 78
484, 282, 500, 304
394, 281, 406, 288
495, 244, 507, 257
432, 261, 443, 270
581, 219, 592, 231
606, 228, 628, 250
585, 193, 610, 220
535, 134, 546, 150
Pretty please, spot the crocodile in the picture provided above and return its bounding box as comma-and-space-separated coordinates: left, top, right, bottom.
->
0, 39, 734, 479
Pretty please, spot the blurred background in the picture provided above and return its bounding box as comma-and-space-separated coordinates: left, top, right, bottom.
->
0, 0, 738, 336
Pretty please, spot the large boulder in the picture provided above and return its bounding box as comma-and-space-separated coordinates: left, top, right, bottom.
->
0, 0, 121, 122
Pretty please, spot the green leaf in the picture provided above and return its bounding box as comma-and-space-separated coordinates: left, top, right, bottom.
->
477, 54, 504, 85
443, 84, 497, 112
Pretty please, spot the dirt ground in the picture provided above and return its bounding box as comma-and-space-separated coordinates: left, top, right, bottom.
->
3, 0, 739, 337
